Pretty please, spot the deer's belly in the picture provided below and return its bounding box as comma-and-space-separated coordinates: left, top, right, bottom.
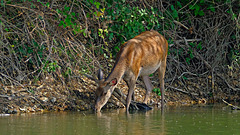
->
139, 62, 161, 76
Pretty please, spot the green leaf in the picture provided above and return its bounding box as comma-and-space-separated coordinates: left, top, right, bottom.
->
59, 21, 64, 26
200, 0, 205, 3
1, 0, 5, 7
186, 57, 190, 64
194, 10, 198, 16
89, 0, 93, 4
231, 35, 236, 39
38, 15, 43, 20
189, 4, 195, 10
197, 42, 203, 50
189, 52, 194, 59
177, 1, 182, 8
195, 5, 200, 12
170, 5, 175, 11
170, 5, 178, 19
38, 51, 43, 55
46, 2, 50, 8
189, 42, 195, 47
104, 53, 108, 58
94, 2, 100, 9
114, 46, 120, 52
93, 11, 97, 17
71, 12, 76, 16
208, 5, 215, 12
225, 0, 231, 3
173, 10, 178, 19
63, 23, 67, 28
152, 88, 161, 96
33, 40, 38, 47
198, 10, 204, 16
27, 48, 33, 54
56, 9, 61, 13
64, 6, 70, 11
152, 88, 158, 92
182, 76, 188, 80
109, 33, 114, 41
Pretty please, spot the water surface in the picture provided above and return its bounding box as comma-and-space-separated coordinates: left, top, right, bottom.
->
1, 104, 240, 135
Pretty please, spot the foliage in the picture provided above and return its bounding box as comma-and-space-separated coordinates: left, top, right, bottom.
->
152, 88, 161, 96
101, 1, 162, 55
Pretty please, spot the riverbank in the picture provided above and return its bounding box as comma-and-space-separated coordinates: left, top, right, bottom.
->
1, 69, 239, 114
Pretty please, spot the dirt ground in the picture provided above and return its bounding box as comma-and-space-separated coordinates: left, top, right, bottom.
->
0, 71, 239, 114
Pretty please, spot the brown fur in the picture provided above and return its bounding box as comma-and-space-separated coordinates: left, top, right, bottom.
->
95, 30, 168, 112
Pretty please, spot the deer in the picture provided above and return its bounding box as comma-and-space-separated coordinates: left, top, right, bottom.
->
95, 30, 168, 112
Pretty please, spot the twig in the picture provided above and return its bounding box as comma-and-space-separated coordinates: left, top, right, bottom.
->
217, 74, 240, 91
28, 96, 45, 108
174, 20, 189, 30
84, 74, 98, 82
6, 4, 38, 13
167, 85, 198, 96
178, 71, 198, 79
177, 37, 212, 70
222, 99, 240, 110
178, 0, 194, 12
0, 73, 24, 88
174, 38, 202, 45
0, 95, 10, 98
112, 88, 126, 105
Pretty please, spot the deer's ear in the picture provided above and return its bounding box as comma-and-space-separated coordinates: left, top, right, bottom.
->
97, 69, 104, 80
108, 78, 117, 86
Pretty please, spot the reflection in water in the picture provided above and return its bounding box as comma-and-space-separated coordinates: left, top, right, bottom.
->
96, 108, 166, 135
1, 105, 240, 135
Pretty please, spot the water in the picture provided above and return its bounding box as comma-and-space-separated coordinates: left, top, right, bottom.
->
1, 104, 240, 135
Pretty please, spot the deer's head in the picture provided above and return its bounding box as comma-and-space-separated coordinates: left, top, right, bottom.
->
95, 69, 117, 112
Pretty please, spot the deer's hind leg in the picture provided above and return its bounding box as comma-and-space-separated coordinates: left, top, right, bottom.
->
142, 75, 153, 104
158, 59, 167, 106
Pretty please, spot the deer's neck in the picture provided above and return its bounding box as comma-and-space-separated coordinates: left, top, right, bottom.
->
105, 42, 133, 84
106, 58, 127, 84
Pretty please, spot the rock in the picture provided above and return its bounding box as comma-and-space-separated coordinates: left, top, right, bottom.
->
51, 97, 56, 103
149, 99, 155, 105
129, 101, 152, 111
86, 93, 90, 98
198, 98, 207, 104
0, 114, 10, 116
40, 97, 48, 102
3, 107, 8, 112
27, 107, 35, 112
7, 109, 12, 114
12, 109, 18, 114
136, 102, 152, 111
7, 90, 13, 94
19, 107, 27, 112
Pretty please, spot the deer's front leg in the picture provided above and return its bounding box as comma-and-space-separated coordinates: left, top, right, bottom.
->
142, 75, 153, 104
124, 78, 135, 102
126, 77, 136, 112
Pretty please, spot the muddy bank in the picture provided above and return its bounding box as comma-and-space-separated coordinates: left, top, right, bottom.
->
0, 70, 239, 114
